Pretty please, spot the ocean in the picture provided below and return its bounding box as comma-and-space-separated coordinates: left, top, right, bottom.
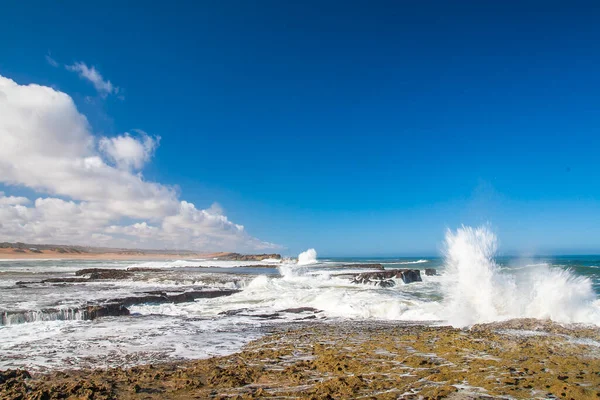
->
1, 227, 599, 372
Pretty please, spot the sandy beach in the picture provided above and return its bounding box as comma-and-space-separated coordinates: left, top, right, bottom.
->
0, 248, 229, 261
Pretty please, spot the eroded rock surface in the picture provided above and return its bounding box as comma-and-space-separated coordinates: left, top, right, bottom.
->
3, 319, 599, 399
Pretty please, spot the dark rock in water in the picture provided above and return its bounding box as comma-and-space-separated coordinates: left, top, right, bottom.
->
378, 279, 396, 288
16, 274, 127, 286
89, 270, 133, 280
351, 270, 398, 287
425, 268, 437, 276
339, 263, 384, 270
85, 304, 130, 320
42, 277, 89, 283
398, 269, 422, 284
351, 269, 422, 286
253, 313, 282, 319
218, 308, 281, 319
113, 289, 241, 308
76, 269, 133, 280
297, 315, 317, 320
279, 307, 322, 314
75, 268, 108, 276
1, 290, 241, 326
218, 308, 249, 316
127, 267, 163, 272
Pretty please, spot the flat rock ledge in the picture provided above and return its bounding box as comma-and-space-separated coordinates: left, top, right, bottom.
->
2, 318, 600, 399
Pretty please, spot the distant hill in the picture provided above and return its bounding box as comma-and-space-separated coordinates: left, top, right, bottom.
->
0, 242, 280, 260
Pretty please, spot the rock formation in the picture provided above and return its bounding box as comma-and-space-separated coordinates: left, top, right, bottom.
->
350, 269, 422, 287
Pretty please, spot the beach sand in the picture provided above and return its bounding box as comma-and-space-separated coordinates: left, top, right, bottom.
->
0, 248, 228, 260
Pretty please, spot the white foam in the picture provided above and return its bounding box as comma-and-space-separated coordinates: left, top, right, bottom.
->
397, 259, 429, 265
297, 248, 318, 266
441, 226, 600, 327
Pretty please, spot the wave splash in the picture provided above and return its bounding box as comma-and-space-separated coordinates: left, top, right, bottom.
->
297, 248, 318, 266
442, 226, 600, 327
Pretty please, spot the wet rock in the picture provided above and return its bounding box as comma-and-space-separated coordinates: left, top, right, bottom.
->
279, 307, 322, 314
85, 304, 131, 320
424, 268, 437, 276
15, 281, 35, 285
2, 319, 600, 399
75, 268, 134, 279
218, 308, 249, 316
2, 290, 240, 326
113, 289, 240, 308
398, 269, 422, 283
75, 268, 110, 276
42, 277, 89, 283
350, 269, 422, 286
126, 267, 163, 272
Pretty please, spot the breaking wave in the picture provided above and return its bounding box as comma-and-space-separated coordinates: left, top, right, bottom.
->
441, 226, 600, 327
397, 259, 428, 265
297, 248, 318, 266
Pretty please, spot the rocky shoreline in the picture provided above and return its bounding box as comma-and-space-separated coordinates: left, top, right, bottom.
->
2, 318, 600, 399
4, 264, 428, 326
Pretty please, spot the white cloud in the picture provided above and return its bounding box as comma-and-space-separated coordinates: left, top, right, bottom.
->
45, 54, 59, 68
0, 192, 30, 206
99, 132, 160, 170
0, 74, 277, 251
66, 62, 118, 97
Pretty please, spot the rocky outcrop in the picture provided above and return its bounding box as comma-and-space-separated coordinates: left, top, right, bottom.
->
1, 290, 240, 326
5, 320, 599, 399
398, 269, 422, 283
424, 268, 437, 276
1, 304, 130, 325
0, 369, 31, 385
351, 269, 422, 287
217, 253, 281, 261
126, 267, 163, 272
75, 268, 134, 280
85, 304, 131, 319
17, 269, 134, 285
105, 289, 241, 309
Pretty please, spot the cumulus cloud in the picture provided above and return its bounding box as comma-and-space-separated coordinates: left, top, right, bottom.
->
99, 132, 160, 170
0, 192, 30, 206
0, 74, 277, 251
66, 62, 119, 97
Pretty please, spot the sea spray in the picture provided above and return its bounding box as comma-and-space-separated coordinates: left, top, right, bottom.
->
442, 226, 600, 327
278, 248, 318, 278
297, 248, 318, 266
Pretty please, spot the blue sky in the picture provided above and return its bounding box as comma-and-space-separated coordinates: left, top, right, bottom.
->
1, 1, 599, 256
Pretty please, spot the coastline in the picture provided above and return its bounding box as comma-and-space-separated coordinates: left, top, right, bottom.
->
0, 248, 229, 261
3, 318, 600, 399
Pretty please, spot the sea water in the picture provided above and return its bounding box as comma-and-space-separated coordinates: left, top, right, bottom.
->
1, 226, 599, 371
